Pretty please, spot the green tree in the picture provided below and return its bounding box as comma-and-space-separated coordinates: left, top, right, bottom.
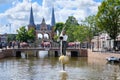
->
65, 16, 79, 42
27, 28, 35, 42
65, 16, 79, 30
66, 25, 75, 42
81, 15, 100, 43
16, 26, 28, 42
53, 22, 65, 41
16, 26, 35, 42
72, 25, 89, 42
96, 0, 120, 49
54, 22, 65, 33
66, 24, 90, 43
7, 34, 16, 42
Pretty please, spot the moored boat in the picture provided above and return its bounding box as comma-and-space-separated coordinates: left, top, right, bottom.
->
106, 57, 120, 63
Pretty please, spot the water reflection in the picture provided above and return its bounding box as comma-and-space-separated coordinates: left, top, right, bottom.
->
59, 71, 68, 80
0, 56, 120, 80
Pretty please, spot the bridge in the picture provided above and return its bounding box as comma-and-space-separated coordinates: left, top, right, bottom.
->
0, 42, 88, 58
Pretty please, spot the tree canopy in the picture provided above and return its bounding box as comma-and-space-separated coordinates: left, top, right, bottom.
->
65, 16, 79, 42
96, 0, 120, 40
96, 0, 120, 48
16, 26, 35, 42
81, 15, 97, 43
53, 16, 94, 43
7, 34, 16, 42
63, 16, 90, 42
54, 22, 65, 34
65, 16, 79, 31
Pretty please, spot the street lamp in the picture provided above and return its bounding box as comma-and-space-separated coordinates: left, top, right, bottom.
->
6, 23, 11, 34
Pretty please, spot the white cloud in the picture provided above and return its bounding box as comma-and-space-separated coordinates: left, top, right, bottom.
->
54, 0, 101, 22
0, 0, 101, 34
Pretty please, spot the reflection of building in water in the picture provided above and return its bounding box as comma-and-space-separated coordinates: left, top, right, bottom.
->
28, 5, 55, 41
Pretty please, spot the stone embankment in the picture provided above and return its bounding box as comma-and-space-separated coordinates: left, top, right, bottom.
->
88, 49, 120, 59
0, 49, 13, 58
0, 48, 120, 59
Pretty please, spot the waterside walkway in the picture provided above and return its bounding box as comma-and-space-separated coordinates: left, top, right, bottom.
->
88, 49, 120, 60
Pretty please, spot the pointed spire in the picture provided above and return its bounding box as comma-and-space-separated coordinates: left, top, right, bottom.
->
51, 7, 55, 26
29, 5, 35, 25
42, 18, 45, 24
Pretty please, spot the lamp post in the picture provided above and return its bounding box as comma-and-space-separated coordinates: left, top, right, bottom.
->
6, 23, 11, 34
96, 33, 99, 51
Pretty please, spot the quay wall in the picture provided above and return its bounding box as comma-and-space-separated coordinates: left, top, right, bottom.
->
79, 49, 88, 57
0, 48, 88, 59
88, 49, 120, 59
0, 48, 119, 59
88, 49, 120, 64
0, 49, 14, 58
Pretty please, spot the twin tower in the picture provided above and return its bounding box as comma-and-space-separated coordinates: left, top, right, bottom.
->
28, 6, 56, 41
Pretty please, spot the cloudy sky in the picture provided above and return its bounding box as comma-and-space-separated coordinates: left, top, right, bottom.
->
0, 0, 102, 34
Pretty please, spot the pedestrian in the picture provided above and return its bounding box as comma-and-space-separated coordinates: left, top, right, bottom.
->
17, 41, 20, 48
12, 41, 15, 48
9, 41, 12, 48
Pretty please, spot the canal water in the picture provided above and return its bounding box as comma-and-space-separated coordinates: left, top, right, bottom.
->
0, 53, 120, 80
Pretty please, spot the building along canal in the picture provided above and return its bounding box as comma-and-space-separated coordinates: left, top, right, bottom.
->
0, 51, 120, 80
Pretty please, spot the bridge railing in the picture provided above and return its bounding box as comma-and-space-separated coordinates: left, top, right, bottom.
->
39, 41, 81, 49
11, 41, 81, 50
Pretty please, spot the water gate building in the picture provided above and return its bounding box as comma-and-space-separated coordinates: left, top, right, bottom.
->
28, 6, 56, 42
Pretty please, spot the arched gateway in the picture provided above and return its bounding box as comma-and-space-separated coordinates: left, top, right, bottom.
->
28, 6, 55, 42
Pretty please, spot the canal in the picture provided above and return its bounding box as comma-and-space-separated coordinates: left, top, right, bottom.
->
0, 53, 120, 80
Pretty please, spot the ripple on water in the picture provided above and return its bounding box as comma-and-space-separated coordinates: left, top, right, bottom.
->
0, 57, 120, 80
